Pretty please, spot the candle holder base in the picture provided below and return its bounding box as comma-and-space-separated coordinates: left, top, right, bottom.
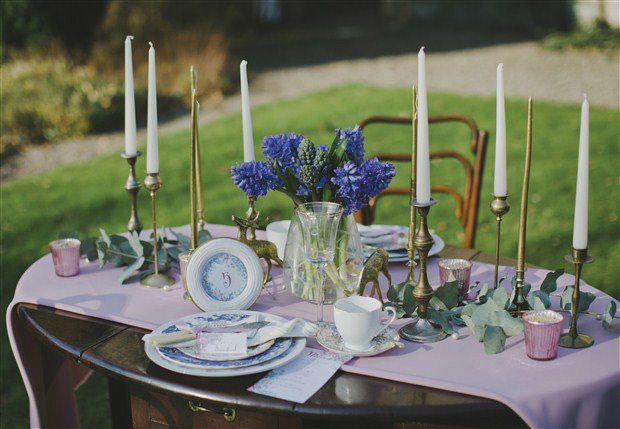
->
140, 272, 175, 289
559, 332, 594, 349
399, 318, 447, 343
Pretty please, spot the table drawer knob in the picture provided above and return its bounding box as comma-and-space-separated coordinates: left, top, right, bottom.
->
188, 400, 236, 422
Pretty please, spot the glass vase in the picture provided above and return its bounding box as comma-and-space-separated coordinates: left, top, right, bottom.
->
283, 212, 363, 304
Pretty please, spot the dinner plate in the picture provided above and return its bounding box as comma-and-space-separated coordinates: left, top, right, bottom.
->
316, 323, 400, 357
144, 310, 307, 377
360, 224, 444, 262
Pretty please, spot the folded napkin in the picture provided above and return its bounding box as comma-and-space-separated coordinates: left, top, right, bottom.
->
248, 318, 319, 347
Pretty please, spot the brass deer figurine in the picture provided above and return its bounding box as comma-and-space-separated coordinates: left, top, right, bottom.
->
357, 248, 391, 303
232, 215, 283, 287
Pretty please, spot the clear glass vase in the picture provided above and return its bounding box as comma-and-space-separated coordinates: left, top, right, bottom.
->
283, 212, 363, 304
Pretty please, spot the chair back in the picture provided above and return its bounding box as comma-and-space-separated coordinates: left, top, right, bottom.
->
354, 114, 489, 248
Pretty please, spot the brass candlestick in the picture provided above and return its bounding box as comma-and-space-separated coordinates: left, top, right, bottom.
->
140, 173, 175, 288
400, 198, 447, 343
406, 85, 418, 284
559, 248, 594, 348
189, 88, 199, 250
510, 97, 533, 313
490, 194, 510, 289
121, 151, 143, 235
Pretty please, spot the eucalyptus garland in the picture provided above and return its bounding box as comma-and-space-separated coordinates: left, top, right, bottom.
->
385, 269, 617, 354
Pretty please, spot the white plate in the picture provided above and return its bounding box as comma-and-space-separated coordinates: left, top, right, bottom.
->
185, 238, 263, 311
316, 323, 400, 357
145, 311, 307, 377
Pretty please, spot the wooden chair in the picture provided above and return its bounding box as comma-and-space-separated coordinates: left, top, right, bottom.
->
354, 114, 489, 249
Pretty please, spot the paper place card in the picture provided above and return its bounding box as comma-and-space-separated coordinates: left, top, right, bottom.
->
197, 332, 247, 355
248, 348, 352, 403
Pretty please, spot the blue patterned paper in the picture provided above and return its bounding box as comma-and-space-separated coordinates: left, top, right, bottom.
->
200, 253, 248, 301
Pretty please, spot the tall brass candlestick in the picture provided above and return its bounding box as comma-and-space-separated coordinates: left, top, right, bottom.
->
190, 66, 206, 229
140, 173, 175, 288
511, 97, 533, 312
400, 198, 447, 343
490, 194, 510, 288
406, 85, 418, 283
559, 248, 594, 348
121, 151, 143, 235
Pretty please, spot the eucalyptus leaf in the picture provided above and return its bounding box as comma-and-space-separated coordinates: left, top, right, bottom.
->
540, 269, 564, 294
429, 296, 448, 311
387, 285, 399, 302
107, 243, 125, 267
167, 229, 191, 250
198, 229, 212, 244
128, 232, 143, 257
433, 280, 459, 310
428, 309, 454, 334
528, 290, 551, 310
167, 247, 181, 263
492, 286, 510, 309
493, 310, 524, 336
461, 303, 476, 317
80, 237, 98, 262
561, 286, 596, 312
471, 299, 498, 326
100, 229, 111, 246
483, 325, 507, 354
402, 283, 417, 315
118, 240, 139, 265
462, 315, 484, 342
602, 301, 617, 329
475, 283, 489, 303
118, 256, 145, 284
96, 240, 107, 269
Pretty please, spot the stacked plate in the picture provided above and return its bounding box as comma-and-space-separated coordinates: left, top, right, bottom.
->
144, 310, 306, 377
358, 224, 444, 262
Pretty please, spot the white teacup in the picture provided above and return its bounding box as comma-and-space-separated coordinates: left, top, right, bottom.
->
266, 220, 291, 260
333, 296, 396, 351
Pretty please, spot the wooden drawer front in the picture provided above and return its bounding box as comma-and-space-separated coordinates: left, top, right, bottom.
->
130, 386, 299, 429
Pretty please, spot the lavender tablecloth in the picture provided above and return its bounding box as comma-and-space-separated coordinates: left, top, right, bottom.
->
7, 224, 620, 428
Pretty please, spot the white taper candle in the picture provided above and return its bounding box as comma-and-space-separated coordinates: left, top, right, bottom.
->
572, 95, 589, 249
124, 36, 137, 156
416, 47, 431, 204
494, 63, 507, 196
240, 60, 255, 162
146, 42, 159, 174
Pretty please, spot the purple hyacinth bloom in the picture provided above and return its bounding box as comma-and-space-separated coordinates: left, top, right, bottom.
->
337, 126, 365, 163
231, 161, 280, 197
261, 132, 304, 170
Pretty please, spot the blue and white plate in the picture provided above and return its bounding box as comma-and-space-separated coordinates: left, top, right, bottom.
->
359, 224, 444, 262
144, 310, 307, 377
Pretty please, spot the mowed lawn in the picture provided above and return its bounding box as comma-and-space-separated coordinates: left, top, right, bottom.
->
1, 84, 618, 427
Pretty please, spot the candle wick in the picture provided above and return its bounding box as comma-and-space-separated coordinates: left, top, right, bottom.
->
148, 41, 154, 49
420, 46, 425, 53
583, 94, 587, 100
127, 35, 134, 41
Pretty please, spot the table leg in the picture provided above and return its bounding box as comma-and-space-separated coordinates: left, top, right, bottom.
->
108, 377, 132, 429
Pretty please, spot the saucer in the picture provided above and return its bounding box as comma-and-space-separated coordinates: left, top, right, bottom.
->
316, 323, 399, 357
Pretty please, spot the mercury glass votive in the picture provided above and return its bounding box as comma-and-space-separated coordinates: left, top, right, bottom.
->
438, 258, 473, 300
523, 310, 564, 360
48, 239, 81, 277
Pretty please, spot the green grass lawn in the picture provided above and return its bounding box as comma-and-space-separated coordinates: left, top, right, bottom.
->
1, 84, 618, 427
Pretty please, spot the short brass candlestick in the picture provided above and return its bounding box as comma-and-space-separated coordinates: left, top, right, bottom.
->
400, 198, 447, 343
121, 151, 143, 235
490, 194, 510, 289
559, 248, 594, 348
140, 173, 175, 288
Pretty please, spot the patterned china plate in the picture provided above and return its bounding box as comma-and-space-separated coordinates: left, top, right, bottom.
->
316, 323, 400, 357
144, 310, 307, 377
185, 238, 264, 311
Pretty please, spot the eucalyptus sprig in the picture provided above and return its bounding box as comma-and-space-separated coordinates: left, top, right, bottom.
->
68, 227, 212, 284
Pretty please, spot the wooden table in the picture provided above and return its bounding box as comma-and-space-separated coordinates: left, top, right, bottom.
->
16, 245, 530, 428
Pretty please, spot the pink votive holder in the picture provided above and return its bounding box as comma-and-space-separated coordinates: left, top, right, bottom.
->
438, 258, 473, 300
523, 310, 564, 360
48, 238, 81, 277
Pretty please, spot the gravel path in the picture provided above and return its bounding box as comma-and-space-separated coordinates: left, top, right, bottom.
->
2, 41, 617, 183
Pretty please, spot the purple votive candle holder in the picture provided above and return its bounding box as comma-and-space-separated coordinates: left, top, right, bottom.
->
523, 310, 564, 360
438, 258, 473, 300
48, 239, 81, 277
